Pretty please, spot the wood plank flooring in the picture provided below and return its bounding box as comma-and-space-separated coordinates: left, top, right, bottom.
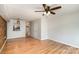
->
1, 37, 79, 54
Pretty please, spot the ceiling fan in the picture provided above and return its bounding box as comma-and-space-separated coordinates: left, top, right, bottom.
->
35, 4, 62, 16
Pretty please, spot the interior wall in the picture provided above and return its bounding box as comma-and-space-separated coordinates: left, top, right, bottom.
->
41, 16, 48, 40
0, 5, 6, 18
0, 5, 3, 15
7, 19, 26, 39
31, 19, 41, 39
47, 12, 79, 48
31, 17, 48, 40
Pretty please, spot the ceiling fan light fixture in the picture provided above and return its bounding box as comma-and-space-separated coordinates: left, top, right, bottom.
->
35, 4, 62, 16
47, 11, 50, 15
44, 11, 50, 16
44, 12, 46, 15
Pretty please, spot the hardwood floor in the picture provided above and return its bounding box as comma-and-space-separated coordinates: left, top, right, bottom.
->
1, 37, 79, 54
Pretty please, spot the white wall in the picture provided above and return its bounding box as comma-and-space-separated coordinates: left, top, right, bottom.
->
0, 5, 4, 16
47, 12, 79, 48
0, 5, 3, 15
0, 4, 8, 20
31, 19, 41, 39
7, 19, 26, 39
31, 16, 48, 40
41, 16, 48, 40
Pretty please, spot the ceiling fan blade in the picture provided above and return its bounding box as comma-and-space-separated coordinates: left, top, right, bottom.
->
35, 11, 45, 12
50, 6, 62, 10
50, 11, 56, 15
47, 6, 50, 11
42, 4, 46, 8
42, 4, 48, 13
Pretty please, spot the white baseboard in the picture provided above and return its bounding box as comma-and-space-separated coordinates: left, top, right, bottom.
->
0, 39, 7, 53
7, 37, 25, 40
49, 38, 79, 48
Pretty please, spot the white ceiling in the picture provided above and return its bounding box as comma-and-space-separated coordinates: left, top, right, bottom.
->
0, 4, 79, 21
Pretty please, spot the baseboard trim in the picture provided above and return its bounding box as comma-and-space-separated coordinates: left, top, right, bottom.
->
49, 38, 79, 48
7, 37, 25, 40
0, 39, 7, 53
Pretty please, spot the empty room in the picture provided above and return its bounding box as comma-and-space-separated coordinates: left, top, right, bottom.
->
0, 4, 79, 54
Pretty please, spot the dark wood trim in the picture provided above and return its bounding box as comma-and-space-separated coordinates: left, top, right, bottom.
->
0, 16, 7, 39
0, 16, 7, 22
0, 16, 7, 49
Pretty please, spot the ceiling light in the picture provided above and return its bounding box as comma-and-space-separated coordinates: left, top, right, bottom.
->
46, 11, 50, 15
43, 11, 50, 16
44, 12, 47, 15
